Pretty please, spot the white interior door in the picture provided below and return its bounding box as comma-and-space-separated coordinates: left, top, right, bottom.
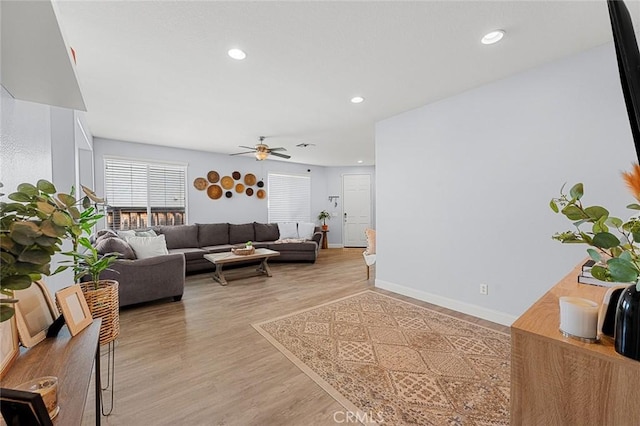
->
343, 174, 371, 247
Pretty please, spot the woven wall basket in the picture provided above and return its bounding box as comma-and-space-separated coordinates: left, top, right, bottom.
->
79, 280, 120, 345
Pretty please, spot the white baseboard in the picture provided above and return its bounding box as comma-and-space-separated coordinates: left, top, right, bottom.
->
375, 279, 517, 327
328, 244, 344, 248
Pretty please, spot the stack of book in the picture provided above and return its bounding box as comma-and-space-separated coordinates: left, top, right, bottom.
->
577, 259, 627, 287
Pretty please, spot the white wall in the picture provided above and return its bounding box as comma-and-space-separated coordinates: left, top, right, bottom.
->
375, 43, 637, 325
89, 138, 372, 244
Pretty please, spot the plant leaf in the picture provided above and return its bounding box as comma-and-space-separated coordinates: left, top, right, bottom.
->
57, 193, 76, 207
562, 205, 589, 220
608, 258, 639, 283
586, 248, 601, 262
584, 206, 609, 220
0, 304, 16, 322
550, 200, 559, 213
36, 179, 56, 194
592, 232, 621, 249
1, 275, 33, 290
17, 183, 37, 196
569, 183, 584, 200
591, 265, 608, 281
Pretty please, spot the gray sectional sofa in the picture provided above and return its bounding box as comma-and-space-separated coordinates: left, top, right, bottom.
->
93, 222, 322, 307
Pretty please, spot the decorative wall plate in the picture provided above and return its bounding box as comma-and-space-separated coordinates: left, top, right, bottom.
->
193, 177, 207, 190
256, 189, 266, 199
221, 176, 234, 189
257, 180, 264, 188
225, 191, 233, 198
244, 174, 256, 186
235, 183, 245, 193
232, 171, 241, 180
246, 188, 254, 196
207, 185, 223, 199
207, 171, 220, 183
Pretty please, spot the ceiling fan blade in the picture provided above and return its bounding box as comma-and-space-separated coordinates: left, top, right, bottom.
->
270, 152, 291, 159
229, 151, 255, 156
269, 147, 287, 151
238, 145, 256, 150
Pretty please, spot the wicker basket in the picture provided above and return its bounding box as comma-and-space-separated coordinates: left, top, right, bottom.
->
79, 280, 120, 345
232, 246, 255, 256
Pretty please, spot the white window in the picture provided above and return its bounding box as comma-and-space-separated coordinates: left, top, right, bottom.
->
267, 172, 311, 223
103, 157, 187, 230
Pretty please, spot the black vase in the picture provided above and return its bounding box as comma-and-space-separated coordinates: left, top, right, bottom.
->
615, 284, 640, 360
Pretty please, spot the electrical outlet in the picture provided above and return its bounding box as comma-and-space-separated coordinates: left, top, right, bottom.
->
480, 284, 489, 295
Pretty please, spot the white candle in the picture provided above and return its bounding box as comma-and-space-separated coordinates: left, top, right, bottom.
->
559, 296, 599, 340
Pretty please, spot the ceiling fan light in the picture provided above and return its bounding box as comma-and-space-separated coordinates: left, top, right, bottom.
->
255, 151, 269, 161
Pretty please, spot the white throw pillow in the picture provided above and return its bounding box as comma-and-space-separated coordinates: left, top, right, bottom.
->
277, 222, 298, 239
117, 230, 136, 239
297, 222, 315, 240
124, 235, 169, 259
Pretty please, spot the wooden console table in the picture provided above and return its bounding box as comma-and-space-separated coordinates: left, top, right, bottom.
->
1, 320, 102, 425
511, 262, 640, 425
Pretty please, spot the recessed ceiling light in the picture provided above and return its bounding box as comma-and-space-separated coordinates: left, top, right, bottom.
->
481, 30, 505, 45
228, 48, 246, 60
357, 160, 364, 164
350, 96, 364, 104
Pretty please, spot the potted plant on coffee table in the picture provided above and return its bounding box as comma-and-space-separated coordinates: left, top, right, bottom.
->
318, 210, 331, 231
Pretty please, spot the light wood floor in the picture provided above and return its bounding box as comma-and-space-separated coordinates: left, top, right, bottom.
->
82, 248, 508, 425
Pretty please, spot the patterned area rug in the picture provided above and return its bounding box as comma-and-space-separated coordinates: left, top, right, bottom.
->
253, 291, 510, 425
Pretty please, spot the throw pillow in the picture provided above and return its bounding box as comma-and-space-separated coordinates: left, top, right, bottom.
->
91, 229, 118, 244
135, 229, 157, 237
277, 222, 298, 239
125, 235, 169, 259
297, 222, 315, 240
254, 222, 279, 241
365, 228, 376, 255
117, 229, 136, 239
94, 236, 136, 260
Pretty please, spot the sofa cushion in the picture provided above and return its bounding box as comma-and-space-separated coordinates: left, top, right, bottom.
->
95, 236, 136, 260
154, 224, 199, 249
254, 222, 279, 241
125, 235, 169, 259
268, 241, 317, 252
229, 223, 255, 244
197, 223, 229, 247
297, 222, 316, 240
277, 222, 298, 239
168, 247, 207, 262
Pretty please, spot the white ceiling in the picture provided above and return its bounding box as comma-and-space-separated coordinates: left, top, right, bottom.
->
51, 1, 634, 167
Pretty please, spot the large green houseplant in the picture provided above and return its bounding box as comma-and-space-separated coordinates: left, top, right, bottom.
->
0, 180, 111, 322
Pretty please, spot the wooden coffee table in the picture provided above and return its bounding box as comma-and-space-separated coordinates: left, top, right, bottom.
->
203, 248, 280, 286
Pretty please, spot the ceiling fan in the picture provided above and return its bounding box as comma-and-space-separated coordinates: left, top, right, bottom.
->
230, 136, 291, 161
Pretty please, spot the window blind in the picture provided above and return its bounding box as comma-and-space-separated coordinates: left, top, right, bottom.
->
267, 173, 311, 223
104, 158, 186, 230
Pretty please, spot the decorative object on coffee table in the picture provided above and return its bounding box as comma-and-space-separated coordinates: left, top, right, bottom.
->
15, 376, 59, 420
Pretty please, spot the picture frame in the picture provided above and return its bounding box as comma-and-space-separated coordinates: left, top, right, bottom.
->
55, 285, 93, 336
0, 388, 53, 426
0, 298, 19, 379
14, 281, 59, 348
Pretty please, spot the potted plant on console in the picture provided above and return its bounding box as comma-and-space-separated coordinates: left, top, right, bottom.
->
55, 188, 120, 346
318, 210, 331, 231
0, 180, 67, 322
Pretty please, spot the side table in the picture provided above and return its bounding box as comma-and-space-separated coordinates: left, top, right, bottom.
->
321, 230, 329, 249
